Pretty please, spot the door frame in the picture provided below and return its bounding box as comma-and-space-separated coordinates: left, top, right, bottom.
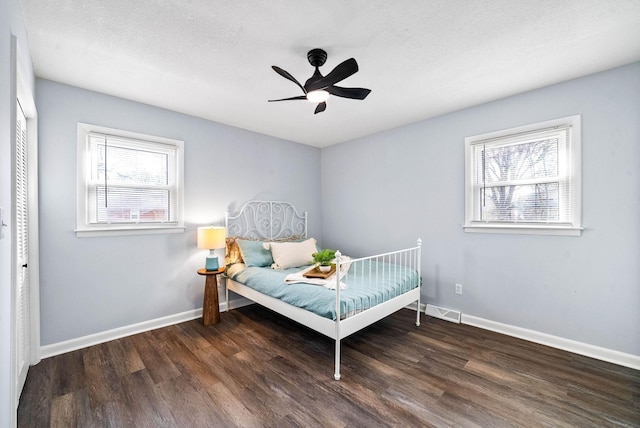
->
11, 33, 40, 415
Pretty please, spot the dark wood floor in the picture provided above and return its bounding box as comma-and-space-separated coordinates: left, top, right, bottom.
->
18, 306, 640, 427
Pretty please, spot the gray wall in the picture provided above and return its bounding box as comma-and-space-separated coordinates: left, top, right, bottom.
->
321, 62, 640, 357
36, 79, 321, 346
34, 62, 640, 360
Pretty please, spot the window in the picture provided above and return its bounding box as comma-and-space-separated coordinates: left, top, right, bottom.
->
76, 123, 184, 237
464, 115, 582, 236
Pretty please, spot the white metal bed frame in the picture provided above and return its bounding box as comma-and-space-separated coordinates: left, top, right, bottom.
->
224, 200, 422, 380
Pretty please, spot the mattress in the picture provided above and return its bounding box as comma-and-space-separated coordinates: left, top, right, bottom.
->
226, 260, 419, 320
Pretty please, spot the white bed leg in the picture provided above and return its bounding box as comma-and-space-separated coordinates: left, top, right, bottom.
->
334, 339, 341, 380
416, 238, 422, 327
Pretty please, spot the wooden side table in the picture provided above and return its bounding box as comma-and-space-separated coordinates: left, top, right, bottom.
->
197, 267, 224, 326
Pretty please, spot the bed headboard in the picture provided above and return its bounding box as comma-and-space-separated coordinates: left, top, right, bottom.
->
225, 201, 307, 240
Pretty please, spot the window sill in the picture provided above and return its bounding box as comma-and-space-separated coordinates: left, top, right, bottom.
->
75, 225, 185, 238
463, 223, 582, 236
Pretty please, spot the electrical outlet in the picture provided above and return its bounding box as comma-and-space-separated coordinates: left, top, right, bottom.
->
455, 283, 462, 295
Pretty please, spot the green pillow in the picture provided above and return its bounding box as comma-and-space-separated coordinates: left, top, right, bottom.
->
237, 239, 273, 267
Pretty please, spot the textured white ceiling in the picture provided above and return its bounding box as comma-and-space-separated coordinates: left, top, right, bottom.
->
19, 0, 640, 147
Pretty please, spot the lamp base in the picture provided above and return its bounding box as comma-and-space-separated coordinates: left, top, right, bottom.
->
205, 255, 220, 271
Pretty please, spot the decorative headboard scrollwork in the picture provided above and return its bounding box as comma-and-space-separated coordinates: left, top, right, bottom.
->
225, 201, 307, 240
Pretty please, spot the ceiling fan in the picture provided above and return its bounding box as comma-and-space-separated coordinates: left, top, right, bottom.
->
268, 48, 371, 114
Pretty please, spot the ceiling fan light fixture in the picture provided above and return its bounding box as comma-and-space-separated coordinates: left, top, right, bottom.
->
306, 90, 330, 103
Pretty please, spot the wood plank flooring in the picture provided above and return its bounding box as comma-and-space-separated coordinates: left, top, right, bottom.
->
18, 306, 640, 427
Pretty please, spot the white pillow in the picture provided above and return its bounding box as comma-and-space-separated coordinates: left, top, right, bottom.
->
269, 238, 317, 269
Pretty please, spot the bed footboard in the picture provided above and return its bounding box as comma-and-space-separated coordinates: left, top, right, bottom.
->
332, 239, 422, 379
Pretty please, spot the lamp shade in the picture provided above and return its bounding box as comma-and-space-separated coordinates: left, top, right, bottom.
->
197, 226, 226, 250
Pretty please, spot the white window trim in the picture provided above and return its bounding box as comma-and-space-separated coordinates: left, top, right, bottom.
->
76, 123, 185, 237
464, 115, 582, 236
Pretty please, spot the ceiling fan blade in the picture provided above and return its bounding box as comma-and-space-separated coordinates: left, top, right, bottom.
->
326, 86, 371, 100
306, 58, 358, 92
314, 102, 326, 114
304, 68, 324, 92
268, 95, 307, 102
272, 66, 306, 94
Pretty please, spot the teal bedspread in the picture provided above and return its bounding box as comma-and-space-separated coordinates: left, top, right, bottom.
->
226, 260, 419, 320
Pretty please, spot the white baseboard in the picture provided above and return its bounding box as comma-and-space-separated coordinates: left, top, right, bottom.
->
40, 299, 639, 371
40, 308, 201, 359
41, 295, 398, 359
462, 314, 640, 370
40, 297, 255, 359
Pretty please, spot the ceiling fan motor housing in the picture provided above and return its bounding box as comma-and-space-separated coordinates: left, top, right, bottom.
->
307, 48, 327, 67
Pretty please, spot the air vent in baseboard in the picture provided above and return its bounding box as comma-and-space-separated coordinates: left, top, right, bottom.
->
425, 304, 461, 323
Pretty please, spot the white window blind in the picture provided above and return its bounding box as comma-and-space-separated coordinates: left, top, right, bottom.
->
88, 133, 176, 224
464, 115, 582, 236
77, 123, 184, 237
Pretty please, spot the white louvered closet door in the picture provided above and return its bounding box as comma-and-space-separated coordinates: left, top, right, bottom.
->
15, 100, 30, 395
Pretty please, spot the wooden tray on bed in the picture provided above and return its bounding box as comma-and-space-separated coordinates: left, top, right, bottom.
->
303, 265, 336, 279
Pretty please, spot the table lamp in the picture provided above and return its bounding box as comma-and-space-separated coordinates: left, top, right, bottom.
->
197, 226, 226, 271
